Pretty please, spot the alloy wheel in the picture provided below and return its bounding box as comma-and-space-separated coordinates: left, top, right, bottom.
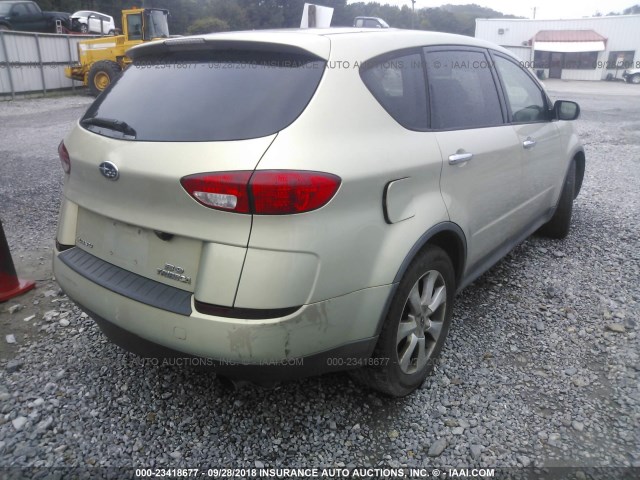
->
396, 270, 447, 375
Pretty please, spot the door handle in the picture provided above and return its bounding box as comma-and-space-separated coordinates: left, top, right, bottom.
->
448, 152, 473, 165
522, 138, 537, 149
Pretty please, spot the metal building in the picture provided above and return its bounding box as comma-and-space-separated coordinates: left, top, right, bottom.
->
475, 15, 640, 81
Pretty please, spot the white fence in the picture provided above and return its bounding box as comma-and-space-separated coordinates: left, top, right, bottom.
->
0, 30, 98, 99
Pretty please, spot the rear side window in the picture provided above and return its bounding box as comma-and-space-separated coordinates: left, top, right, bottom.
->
425, 49, 504, 130
82, 50, 326, 142
360, 51, 428, 130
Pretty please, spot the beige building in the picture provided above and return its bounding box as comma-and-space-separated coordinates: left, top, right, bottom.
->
475, 15, 640, 80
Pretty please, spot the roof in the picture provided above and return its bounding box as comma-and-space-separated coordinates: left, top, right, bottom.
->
128, 28, 514, 62
532, 30, 607, 42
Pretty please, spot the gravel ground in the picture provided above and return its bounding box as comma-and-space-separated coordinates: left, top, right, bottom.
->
0, 84, 638, 479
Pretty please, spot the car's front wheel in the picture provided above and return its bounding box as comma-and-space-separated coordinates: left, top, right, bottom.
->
354, 246, 455, 397
80, 23, 88, 33
538, 160, 576, 239
631, 74, 640, 85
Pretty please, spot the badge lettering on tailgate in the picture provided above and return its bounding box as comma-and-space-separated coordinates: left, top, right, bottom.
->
157, 264, 192, 285
76, 237, 94, 249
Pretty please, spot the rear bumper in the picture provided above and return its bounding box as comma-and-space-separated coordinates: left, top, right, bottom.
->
81, 302, 377, 382
53, 248, 391, 380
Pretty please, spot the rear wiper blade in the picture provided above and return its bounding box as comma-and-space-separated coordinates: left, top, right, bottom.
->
80, 117, 137, 137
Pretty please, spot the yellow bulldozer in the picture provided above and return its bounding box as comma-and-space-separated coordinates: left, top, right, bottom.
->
65, 7, 170, 96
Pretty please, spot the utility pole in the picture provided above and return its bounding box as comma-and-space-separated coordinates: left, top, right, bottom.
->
411, 0, 416, 29
533, 7, 537, 19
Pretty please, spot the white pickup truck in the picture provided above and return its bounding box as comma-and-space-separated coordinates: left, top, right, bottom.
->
0, 1, 70, 33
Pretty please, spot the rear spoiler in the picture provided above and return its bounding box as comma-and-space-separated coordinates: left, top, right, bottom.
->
127, 33, 331, 61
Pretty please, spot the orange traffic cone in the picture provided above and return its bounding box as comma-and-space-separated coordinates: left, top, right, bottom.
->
0, 219, 35, 302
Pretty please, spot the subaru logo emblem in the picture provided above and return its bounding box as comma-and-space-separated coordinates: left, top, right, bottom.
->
98, 161, 119, 181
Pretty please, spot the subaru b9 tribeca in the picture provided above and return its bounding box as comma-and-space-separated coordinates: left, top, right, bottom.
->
53, 29, 584, 396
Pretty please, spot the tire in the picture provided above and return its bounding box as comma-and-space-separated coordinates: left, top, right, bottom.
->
88, 60, 121, 97
80, 23, 88, 33
538, 160, 576, 239
631, 74, 640, 85
108, 29, 115, 36
352, 246, 455, 397
0, 25, 10, 31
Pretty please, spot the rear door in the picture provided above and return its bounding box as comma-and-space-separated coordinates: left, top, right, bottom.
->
425, 47, 525, 274
90, 13, 109, 33
88, 13, 99, 33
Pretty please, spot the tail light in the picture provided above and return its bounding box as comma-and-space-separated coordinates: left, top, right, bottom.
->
58, 141, 70, 174
250, 171, 341, 214
181, 171, 252, 213
181, 170, 341, 215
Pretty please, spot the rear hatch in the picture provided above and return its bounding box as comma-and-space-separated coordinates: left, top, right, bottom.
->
63, 37, 329, 291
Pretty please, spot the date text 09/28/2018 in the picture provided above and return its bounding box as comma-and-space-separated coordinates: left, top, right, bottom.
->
134, 467, 496, 478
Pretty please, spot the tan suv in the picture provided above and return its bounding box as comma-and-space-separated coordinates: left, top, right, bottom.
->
53, 29, 584, 396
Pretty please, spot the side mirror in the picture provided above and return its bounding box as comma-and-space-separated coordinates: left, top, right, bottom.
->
554, 100, 580, 121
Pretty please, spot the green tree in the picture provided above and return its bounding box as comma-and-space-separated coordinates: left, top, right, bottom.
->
238, 0, 284, 29
34, 0, 524, 36
204, 0, 250, 30
187, 16, 230, 34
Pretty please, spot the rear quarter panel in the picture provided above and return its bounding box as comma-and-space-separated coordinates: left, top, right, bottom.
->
240, 39, 448, 307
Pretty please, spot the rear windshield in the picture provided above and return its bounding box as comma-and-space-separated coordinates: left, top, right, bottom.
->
81, 50, 326, 142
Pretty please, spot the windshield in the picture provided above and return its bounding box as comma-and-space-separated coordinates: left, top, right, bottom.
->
144, 10, 169, 39
81, 50, 326, 142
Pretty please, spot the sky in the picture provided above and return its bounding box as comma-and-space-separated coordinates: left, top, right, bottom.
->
371, 0, 639, 19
